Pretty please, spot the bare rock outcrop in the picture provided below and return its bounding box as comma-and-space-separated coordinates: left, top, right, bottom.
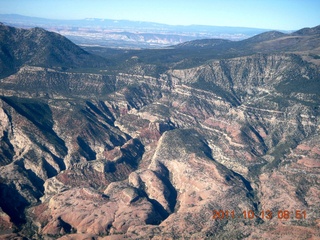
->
31, 185, 162, 238
1, 24, 320, 239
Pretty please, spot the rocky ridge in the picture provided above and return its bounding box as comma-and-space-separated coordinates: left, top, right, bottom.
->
0, 24, 319, 239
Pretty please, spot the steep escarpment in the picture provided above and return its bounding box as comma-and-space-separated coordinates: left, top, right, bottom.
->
169, 54, 319, 101
0, 24, 319, 239
0, 66, 116, 98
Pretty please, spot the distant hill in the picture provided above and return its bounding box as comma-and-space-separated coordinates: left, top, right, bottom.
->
293, 25, 320, 35
173, 25, 320, 51
242, 30, 287, 43
173, 38, 231, 49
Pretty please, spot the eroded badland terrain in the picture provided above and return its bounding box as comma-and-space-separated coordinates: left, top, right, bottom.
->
0, 23, 320, 239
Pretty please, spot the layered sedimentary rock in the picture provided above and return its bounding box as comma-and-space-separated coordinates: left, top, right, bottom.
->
0, 24, 319, 239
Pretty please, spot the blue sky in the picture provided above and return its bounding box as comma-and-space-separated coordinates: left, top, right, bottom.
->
0, 0, 319, 30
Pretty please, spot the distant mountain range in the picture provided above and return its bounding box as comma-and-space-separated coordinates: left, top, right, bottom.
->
0, 14, 281, 48
82, 24, 320, 71
1, 20, 319, 79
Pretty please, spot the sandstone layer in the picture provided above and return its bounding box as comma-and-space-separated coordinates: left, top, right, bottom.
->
0, 24, 320, 239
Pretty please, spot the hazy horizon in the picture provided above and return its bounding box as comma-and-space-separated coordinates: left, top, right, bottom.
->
0, 0, 319, 31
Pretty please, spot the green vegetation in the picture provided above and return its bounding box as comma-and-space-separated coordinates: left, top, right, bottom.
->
191, 76, 240, 106
276, 77, 320, 95
264, 139, 298, 171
